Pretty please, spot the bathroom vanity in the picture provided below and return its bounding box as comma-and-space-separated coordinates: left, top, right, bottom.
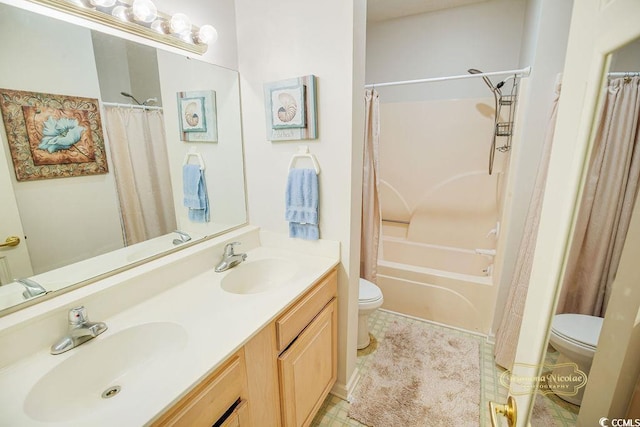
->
152, 268, 338, 427
0, 226, 340, 426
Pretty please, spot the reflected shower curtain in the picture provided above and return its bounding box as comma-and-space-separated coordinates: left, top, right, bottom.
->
494, 80, 561, 370
361, 89, 381, 282
103, 107, 176, 245
557, 76, 640, 316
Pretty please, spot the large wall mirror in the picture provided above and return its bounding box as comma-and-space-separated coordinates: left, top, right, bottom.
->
0, 2, 247, 315
529, 36, 640, 423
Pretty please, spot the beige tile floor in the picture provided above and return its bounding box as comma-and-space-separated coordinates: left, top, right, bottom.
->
311, 310, 579, 426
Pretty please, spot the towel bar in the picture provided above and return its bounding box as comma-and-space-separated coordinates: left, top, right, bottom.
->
183, 147, 205, 170
288, 146, 320, 175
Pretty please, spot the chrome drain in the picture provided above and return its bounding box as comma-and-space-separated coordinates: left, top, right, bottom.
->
101, 385, 121, 399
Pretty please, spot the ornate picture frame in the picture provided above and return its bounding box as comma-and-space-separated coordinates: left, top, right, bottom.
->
0, 88, 108, 181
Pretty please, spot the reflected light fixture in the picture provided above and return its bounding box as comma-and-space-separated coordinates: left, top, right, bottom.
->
197, 24, 218, 45
169, 12, 191, 35
131, 0, 156, 23
90, 0, 116, 7
25, 0, 217, 55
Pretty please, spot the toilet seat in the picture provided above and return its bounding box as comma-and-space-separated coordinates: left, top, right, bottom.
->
359, 278, 382, 303
551, 314, 603, 349
550, 329, 596, 352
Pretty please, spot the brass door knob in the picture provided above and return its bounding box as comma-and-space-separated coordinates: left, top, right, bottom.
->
489, 395, 517, 427
0, 236, 20, 248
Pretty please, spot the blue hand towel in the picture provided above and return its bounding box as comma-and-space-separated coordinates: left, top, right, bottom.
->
289, 222, 319, 240
285, 168, 319, 240
183, 164, 210, 223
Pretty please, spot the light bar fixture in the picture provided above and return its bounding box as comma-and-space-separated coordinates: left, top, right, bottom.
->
25, 0, 217, 55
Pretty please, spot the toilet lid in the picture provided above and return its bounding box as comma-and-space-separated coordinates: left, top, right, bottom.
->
359, 278, 382, 303
551, 314, 603, 348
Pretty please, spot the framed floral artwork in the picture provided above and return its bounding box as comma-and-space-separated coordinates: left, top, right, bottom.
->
177, 90, 218, 142
0, 89, 108, 181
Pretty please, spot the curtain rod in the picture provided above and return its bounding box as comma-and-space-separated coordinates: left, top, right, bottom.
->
608, 71, 640, 77
102, 102, 163, 111
364, 66, 532, 89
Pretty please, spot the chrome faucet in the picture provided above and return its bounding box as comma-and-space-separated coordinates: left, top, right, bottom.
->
215, 242, 247, 272
172, 230, 192, 245
16, 278, 47, 299
50, 306, 108, 355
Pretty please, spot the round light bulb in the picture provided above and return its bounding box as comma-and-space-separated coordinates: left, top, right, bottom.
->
197, 25, 218, 45
132, 0, 157, 23
170, 13, 191, 34
91, 0, 116, 7
111, 5, 129, 21
150, 19, 166, 34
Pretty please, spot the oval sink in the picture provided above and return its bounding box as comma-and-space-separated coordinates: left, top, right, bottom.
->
0, 283, 27, 310
24, 322, 187, 423
221, 258, 298, 294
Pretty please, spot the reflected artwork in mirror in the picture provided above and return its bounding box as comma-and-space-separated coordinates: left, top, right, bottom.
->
0, 2, 247, 316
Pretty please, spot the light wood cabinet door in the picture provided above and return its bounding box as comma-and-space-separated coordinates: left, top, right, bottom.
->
278, 298, 337, 427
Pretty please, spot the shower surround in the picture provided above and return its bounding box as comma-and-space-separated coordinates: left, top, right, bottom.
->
377, 96, 508, 334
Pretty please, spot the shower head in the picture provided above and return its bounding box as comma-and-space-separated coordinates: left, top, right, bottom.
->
467, 68, 500, 94
496, 75, 516, 90
120, 91, 142, 105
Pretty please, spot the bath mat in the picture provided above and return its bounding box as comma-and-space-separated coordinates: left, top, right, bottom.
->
531, 396, 561, 426
348, 320, 480, 426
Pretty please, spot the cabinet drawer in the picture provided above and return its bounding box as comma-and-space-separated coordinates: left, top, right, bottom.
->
276, 269, 337, 352
152, 350, 247, 427
219, 400, 249, 427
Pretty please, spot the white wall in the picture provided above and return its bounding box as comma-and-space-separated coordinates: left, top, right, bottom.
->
366, 0, 526, 102
492, 0, 574, 335
92, 35, 134, 104
0, 5, 124, 274
235, 0, 367, 396
610, 38, 640, 71
92, 34, 163, 106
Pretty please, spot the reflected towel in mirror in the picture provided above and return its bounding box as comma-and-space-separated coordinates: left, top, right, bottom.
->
183, 164, 210, 222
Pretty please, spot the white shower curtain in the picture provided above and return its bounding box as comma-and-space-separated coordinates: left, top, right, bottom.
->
103, 107, 176, 245
494, 81, 561, 370
361, 89, 381, 282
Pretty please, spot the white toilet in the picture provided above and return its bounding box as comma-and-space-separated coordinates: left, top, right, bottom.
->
358, 278, 384, 350
548, 313, 604, 406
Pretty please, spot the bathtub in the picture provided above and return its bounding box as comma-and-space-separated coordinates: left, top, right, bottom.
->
377, 234, 496, 334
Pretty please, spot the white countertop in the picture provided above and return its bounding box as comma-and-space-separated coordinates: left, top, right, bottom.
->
0, 229, 339, 426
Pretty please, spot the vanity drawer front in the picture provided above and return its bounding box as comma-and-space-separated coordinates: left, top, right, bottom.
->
153, 350, 247, 427
276, 269, 337, 353
219, 400, 249, 426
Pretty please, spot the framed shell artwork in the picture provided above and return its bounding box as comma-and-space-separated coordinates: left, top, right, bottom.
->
0, 88, 108, 181
177, 90, 218, 142
263, 75, 317, 141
